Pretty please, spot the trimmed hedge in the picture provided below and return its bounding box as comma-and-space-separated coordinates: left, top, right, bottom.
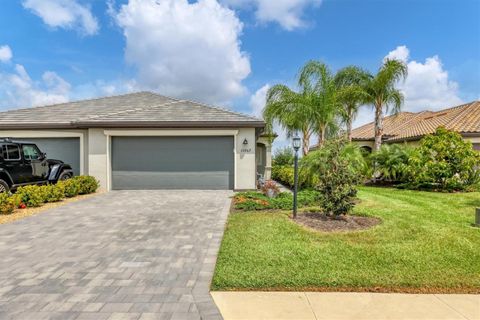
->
271, 165, 319, 189
0, 175, 99, 215
233, 190, 321, 211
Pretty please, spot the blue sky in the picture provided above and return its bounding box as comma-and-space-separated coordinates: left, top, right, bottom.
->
0, 0, 479, 146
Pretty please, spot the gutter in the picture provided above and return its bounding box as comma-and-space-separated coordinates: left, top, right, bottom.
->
0, 120, 266, 130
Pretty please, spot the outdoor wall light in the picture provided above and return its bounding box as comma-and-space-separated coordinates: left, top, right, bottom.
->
243, 138, 248, 145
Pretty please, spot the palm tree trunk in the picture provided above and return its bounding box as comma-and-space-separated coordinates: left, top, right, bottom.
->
374, 103, 384, 151
346, 112, 353, 142
302, 132, 310, 156
318, 125, 326, 146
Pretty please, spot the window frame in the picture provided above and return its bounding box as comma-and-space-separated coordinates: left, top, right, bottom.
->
21, 144, 42, 161
3, 144, 21, 161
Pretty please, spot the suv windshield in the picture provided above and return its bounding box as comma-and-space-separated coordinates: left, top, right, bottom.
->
22, 144, 42, 160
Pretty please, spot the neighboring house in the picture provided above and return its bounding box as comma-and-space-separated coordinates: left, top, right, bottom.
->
313, 101, 480, 152
0, 92, 272, 191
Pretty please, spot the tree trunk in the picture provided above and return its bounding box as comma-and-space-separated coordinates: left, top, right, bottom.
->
374, 103, 384, 151
302, 135, 310, 156
346, 113, 353, 142
318, 125, 326, 146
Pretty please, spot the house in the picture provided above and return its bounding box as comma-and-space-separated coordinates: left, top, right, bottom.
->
0, 92, 271, 190
350, 101, 480, 151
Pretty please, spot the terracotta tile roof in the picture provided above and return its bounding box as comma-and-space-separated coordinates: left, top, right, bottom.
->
351, 101, 480, 142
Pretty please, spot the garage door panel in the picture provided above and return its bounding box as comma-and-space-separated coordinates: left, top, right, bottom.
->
112, 136, 234, 190
112, 171, 231, 190
16, 138, 81, 175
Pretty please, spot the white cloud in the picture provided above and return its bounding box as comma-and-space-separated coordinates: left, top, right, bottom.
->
0, 64, 70, 109
249, 83, 270, 118
111, 0, 250, 104
0, 45, 12, 63
354, 46, 464, 128
22, 0, 99, 35
249, 84, 291, 150
385, 45, 463, 111
222, 0, 321, 30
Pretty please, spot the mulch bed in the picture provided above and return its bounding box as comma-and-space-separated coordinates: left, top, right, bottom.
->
0, 192, 102, 225
294, 212, 381, 232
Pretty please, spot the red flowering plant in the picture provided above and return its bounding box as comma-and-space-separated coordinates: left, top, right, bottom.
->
261, 180, 280, 198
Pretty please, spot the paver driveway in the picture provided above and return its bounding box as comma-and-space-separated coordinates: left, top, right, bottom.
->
0, 190, 232, 320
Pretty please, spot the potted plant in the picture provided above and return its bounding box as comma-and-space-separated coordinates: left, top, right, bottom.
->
262, 180, 280, 198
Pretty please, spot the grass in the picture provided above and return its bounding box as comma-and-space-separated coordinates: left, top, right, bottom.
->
212, 186, 480, 293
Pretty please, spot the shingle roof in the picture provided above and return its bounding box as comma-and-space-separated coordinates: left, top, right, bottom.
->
351, 101, 480, 142
0, 91, 264, 129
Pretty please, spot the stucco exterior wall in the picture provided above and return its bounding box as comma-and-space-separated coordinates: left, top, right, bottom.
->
235, 127, 256, 190
87, 129, 109, 191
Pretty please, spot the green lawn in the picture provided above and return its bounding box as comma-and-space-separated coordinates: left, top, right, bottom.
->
212, 187, 480, 293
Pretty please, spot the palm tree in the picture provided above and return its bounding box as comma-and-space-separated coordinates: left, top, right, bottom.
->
334, 66, 371, 141
363, 59, 408, 151
263, 84, 316, 156
298, 61, 340, 146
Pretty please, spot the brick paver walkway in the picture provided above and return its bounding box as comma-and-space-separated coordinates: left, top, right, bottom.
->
0, 190, 232, 320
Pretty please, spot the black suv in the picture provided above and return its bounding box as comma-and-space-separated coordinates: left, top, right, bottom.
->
0, 138, 74, 193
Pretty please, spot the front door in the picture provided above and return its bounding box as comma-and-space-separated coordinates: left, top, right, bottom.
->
21, 144, 49, 182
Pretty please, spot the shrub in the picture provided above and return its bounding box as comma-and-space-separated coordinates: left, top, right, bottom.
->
234, 192, 271, 210
74, 176, 99, 194
271, 165, 319, 189
261, 180, 280, 198
304, 139, 360, 217
40, 184, 65, 203
233, 190, 321, 211
15, 185, 46, 207
272, 147, 295, 166
369, 144, 414, 183
0, 193, 15, 215
405, 127, 480, 191
58, 179, 80, 197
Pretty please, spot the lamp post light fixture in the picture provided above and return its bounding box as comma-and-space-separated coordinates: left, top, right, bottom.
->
292, 135, 301, 219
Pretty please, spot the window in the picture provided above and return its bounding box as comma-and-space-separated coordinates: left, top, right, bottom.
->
2, 145, 21, 160
22, 144, 41, 160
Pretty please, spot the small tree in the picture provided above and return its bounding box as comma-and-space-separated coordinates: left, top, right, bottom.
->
407, 127, 480, 191
303, 139, 360, 217
272, 147, 295, 166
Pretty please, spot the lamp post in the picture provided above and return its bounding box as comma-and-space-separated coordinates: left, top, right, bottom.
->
292, 135, 301, 219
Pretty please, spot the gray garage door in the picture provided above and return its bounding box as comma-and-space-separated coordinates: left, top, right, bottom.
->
111, 136, 234, 190
16, 138, 81, 175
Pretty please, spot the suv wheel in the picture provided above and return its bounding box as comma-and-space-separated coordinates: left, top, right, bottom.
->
58, 171, 72, 181
0, 179, 10, 193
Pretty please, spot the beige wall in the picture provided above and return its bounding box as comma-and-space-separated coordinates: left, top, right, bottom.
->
87, 129, 109, 191
235, 128, 257, 189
